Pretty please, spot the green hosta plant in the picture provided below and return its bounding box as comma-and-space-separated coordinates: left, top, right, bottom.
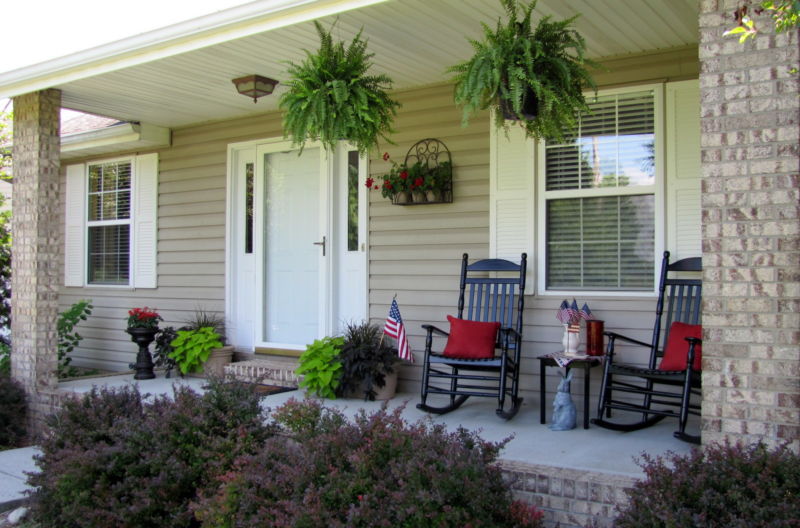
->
449, 0, 599, 142
280, 21, 401, 155
168, 326, 223, 375
296, 336, 344, 399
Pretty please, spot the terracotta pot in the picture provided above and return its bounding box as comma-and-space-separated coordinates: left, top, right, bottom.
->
188, 345, 234, 378
372, 370, 398, 400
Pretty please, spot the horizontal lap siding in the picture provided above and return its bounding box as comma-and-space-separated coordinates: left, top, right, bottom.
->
59, 111, 285, 370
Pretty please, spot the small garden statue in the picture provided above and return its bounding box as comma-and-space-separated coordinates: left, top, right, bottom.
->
549, 370, 576, 431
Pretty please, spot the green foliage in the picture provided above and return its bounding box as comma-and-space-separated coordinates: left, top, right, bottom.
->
153, 325, 179, 376
27, 380, 273, 528
336, 320, 399, 400
57, 300, 93, 379
279, 20, 401, 155
0, 342, 9, 377
296, 336, 344, 399
724, 1, 800, 42
615, 441, 800, 527
0, 375, 26, 448
168, 326, 223, 375
449, 0, 599, 142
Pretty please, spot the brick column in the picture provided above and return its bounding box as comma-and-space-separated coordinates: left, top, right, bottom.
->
699, 2, 800, 450
10, 89, 62, 432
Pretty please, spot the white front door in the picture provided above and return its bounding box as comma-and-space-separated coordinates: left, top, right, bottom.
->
258, 143, 329, 348
228, 140, 368, 351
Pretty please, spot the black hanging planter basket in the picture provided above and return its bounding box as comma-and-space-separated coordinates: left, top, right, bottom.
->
500, 87, 539, 121
391, 138, 453, 205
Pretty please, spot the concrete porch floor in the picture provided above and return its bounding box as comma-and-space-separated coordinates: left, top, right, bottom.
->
58, 371, 698, 478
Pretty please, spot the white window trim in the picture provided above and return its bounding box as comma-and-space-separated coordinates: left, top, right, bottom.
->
535, 83, 665, 297
64, 153, 158, 289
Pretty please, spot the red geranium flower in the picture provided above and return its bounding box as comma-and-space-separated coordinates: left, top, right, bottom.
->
373, 185, 379, 190
383, 180, 393, 189
382, 152, 390, 161
365, 177, 375, 188
399, 171, 408, 180
414, 177, 424, 188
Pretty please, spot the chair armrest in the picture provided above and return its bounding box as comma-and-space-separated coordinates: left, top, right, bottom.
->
421, 324, 449, 337
605, 331, 652, 349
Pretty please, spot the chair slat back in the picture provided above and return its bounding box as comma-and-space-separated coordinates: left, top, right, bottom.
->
457, 254, 527, 346
650, 253, 702, 367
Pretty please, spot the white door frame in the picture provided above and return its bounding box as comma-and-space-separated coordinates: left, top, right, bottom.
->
226, 138, 369, 350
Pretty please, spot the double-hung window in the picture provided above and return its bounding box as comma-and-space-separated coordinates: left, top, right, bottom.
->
65, 154, 158, 288
539, 86, 660, 292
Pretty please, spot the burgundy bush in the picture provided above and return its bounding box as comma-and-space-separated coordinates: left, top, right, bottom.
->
28, 379, 274, 528
196, 399, 543, 528
615, 441, 800, 528
0, 375, 26, 448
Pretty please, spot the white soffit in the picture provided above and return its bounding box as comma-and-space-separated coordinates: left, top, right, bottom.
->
60, 123, 171, 160
1, 0, 699, 129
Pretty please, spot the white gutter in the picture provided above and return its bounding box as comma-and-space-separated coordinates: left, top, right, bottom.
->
60, 123, 171, 160
0, 0, 389, 99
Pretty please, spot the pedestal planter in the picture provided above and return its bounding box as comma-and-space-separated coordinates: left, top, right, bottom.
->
127, 327, 158, 380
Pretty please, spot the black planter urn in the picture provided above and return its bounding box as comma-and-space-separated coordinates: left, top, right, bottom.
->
127, 327, 159, 380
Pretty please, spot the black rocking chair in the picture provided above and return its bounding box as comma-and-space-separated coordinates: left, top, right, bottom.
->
417, 253, 526, 420
592, 251, 702, 443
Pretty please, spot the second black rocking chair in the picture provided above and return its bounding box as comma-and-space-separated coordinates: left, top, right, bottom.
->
417, 253, 526, 420
592, 251, 703, 443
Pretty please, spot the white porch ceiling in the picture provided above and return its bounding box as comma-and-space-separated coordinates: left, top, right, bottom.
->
41, 0, 700, 128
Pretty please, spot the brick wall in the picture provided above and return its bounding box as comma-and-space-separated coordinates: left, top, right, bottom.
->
698, 1, 800, 449
10, 90, 62, 435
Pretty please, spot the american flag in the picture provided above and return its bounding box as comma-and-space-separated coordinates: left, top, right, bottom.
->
384, 298, 412, 362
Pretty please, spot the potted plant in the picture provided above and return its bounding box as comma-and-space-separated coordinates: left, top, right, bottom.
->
448, 0, 599, 142
126, 307, 162, 380
167, 309, 234, 377
296, 336, 345, 399
420, 160, 452, 202
336, 321, 400, 401
375, 152, 412, 203
279, 21, 401, 155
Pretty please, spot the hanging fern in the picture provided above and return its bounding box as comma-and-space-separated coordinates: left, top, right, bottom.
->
449, 0, 600, 142
280, 21, 401, 155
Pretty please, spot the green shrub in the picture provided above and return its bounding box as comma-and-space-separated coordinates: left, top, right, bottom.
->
27, 378, 274, 528
168, 326, 223, 375
0, 341, 9, 377
296, 336, 344, 398
0, 375, 26, 448
57, 300, 93, 378
195, 400, 543, 528
615, 441, 800, 528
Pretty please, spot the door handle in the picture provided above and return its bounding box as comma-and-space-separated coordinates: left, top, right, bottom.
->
313, 236, 326, 256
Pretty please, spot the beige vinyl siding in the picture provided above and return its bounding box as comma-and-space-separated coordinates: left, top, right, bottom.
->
58, 45, 699, 410
59, 111, 285, 371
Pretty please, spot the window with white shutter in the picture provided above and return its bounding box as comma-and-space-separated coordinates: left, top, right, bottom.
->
64, 154, 158, 288
538, 86, 661, 292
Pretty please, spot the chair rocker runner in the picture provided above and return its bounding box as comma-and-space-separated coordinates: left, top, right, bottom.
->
417, 253, 526, 420
592, 251, 702, 444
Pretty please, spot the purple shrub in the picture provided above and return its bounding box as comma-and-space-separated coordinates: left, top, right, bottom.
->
195, 400, 543, 528
27, 379, 274, 528
615, 442, 800, 528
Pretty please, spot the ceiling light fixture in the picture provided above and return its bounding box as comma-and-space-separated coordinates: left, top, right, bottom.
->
232, 75, 279, 103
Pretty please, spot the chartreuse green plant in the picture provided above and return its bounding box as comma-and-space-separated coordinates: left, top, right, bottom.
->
296, 336, 344, 399
449, 0, 598, 142
57, 300, 94, 378
279, 20, 400, 155
168, 326, 223, 375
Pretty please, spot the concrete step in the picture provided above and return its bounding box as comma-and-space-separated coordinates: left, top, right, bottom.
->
224, 357, 300, 387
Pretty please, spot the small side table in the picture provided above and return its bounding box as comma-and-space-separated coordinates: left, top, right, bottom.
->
538, 354, 602, 429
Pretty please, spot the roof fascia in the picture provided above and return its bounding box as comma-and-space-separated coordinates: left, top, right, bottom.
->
0, 0, 388, 99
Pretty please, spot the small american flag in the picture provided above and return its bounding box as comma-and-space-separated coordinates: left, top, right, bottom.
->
384, 298, 412, 362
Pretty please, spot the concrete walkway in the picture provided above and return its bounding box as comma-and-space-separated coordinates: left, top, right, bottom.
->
0, 446, 39, 510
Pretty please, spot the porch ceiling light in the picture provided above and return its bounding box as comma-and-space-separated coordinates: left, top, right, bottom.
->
232, 75, 279, 103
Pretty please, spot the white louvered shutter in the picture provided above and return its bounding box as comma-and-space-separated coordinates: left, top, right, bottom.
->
133, 153, 158, 288
64, 164, 86, 287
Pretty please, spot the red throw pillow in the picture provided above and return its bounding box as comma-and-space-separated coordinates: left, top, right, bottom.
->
659, 322, 703, 371
442, 315, 500, 359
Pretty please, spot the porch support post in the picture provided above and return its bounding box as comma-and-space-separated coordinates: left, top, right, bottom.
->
699, 4, 799, 450
10, 89, 62, 433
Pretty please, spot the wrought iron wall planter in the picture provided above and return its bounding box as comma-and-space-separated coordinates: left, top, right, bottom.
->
391, 138, 453, 205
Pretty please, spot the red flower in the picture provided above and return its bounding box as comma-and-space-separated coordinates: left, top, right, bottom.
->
373, 185, 379, 190
383, 180, 393, 189
399, 171, 408, 180
382, 152, 390, 161
357, 495, 364, 501
365, 177, 375, 188
414, 177, 424, 188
